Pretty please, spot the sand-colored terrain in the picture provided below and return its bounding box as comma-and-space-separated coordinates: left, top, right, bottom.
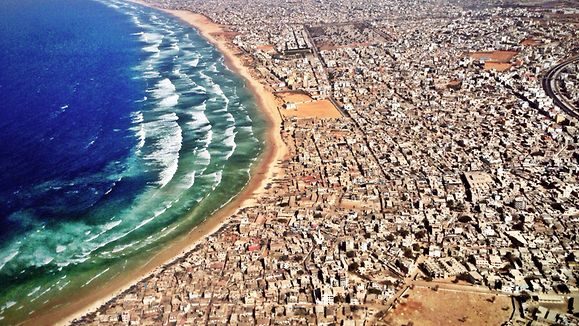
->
282, 99, 343, 118
23, 2, 288, 325
276, 91, 314, 103
257, 44, 276, 54
468, 50, 519, 72
469, 50, 518, 62
384, 287, 512, 326
521, 38, 542, 46
484, 62, 513, 71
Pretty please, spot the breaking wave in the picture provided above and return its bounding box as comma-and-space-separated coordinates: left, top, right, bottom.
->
0, 0, 265, 323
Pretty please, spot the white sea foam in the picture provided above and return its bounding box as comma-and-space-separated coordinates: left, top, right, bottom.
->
239, 126, 253, 132
224, 149, 235, 161
135, 125, 146, 152
159, 94, 179, 107
224, 112, 235, 123
83, 267, 110, 287
198, 70, 211, 84
208, 62, 218, 72
104, 220, 122, 231
131, 111, 144, 124
188, 110, 211, 130
210, 83, 227, 101
32, 286, 54, 302
2, 301, 16, 310
197, 149, 211, 162
0, 6, 264, 301
191, 124, 212, 136
148, 78, 181, 107
0, 250, 19, 272
130, 112, 145, 153
32, 252, 54, 267
85, 232, 103, 243
133, 214, 157, 231
57, 280, 70, 291
151, 78, 176, 99
182, 171, 196, 189
143, 70, 161, 79
27, 286, 41, 297
195, 100, 207, 111
85, 220, 121, 243
223, 127, 237, 160
188, 57, 200, 67
205, 171, 223, 185
111, 242, 135, 254
205, 129, 214, 146
191, 85, 207, 94
143, 44, 160, 53
140, 32, 164, 44
143, 112, 182, 188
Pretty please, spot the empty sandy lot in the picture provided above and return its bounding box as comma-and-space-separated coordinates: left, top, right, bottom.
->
469, 50, 518, 62
281, 99, 343, 118
384, 287, 512, 326
276, 91, 314, 103
484, 62, 513, 71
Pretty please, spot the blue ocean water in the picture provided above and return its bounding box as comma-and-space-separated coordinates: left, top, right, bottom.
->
0, 0, 265, 323
0, 0, 146, 236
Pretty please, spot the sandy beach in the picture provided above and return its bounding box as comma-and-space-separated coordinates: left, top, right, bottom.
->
22, 2, 286, 325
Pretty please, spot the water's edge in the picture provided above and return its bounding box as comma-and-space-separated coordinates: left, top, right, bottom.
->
0, 0, 275, 324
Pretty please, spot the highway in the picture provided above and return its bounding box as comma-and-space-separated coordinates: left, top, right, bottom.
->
541, 55, 579, 120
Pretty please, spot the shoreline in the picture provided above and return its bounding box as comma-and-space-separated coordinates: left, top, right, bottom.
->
22, 2, 286, 325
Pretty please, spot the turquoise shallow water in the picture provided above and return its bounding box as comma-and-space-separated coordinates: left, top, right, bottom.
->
0, 0, 265, 324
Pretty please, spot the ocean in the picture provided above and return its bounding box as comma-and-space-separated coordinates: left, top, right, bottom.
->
0, 0, 265, 323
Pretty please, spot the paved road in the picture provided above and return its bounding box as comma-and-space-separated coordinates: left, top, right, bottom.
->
541, 56, 579, 119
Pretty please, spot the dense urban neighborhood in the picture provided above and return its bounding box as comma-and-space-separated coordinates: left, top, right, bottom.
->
75, 0, 579, 324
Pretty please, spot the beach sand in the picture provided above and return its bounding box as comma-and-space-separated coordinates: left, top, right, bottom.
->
23, 2, 287, 325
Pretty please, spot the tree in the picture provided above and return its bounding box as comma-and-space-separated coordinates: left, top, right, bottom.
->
458, 215, 472, 223
348, 262, 359, 272
494, 279, 503, 290
556, 283, 570, 294
368, 288, 382, 295
518, 291, 531, 303
415, 230, 426, 239
412, 243, 421, 252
